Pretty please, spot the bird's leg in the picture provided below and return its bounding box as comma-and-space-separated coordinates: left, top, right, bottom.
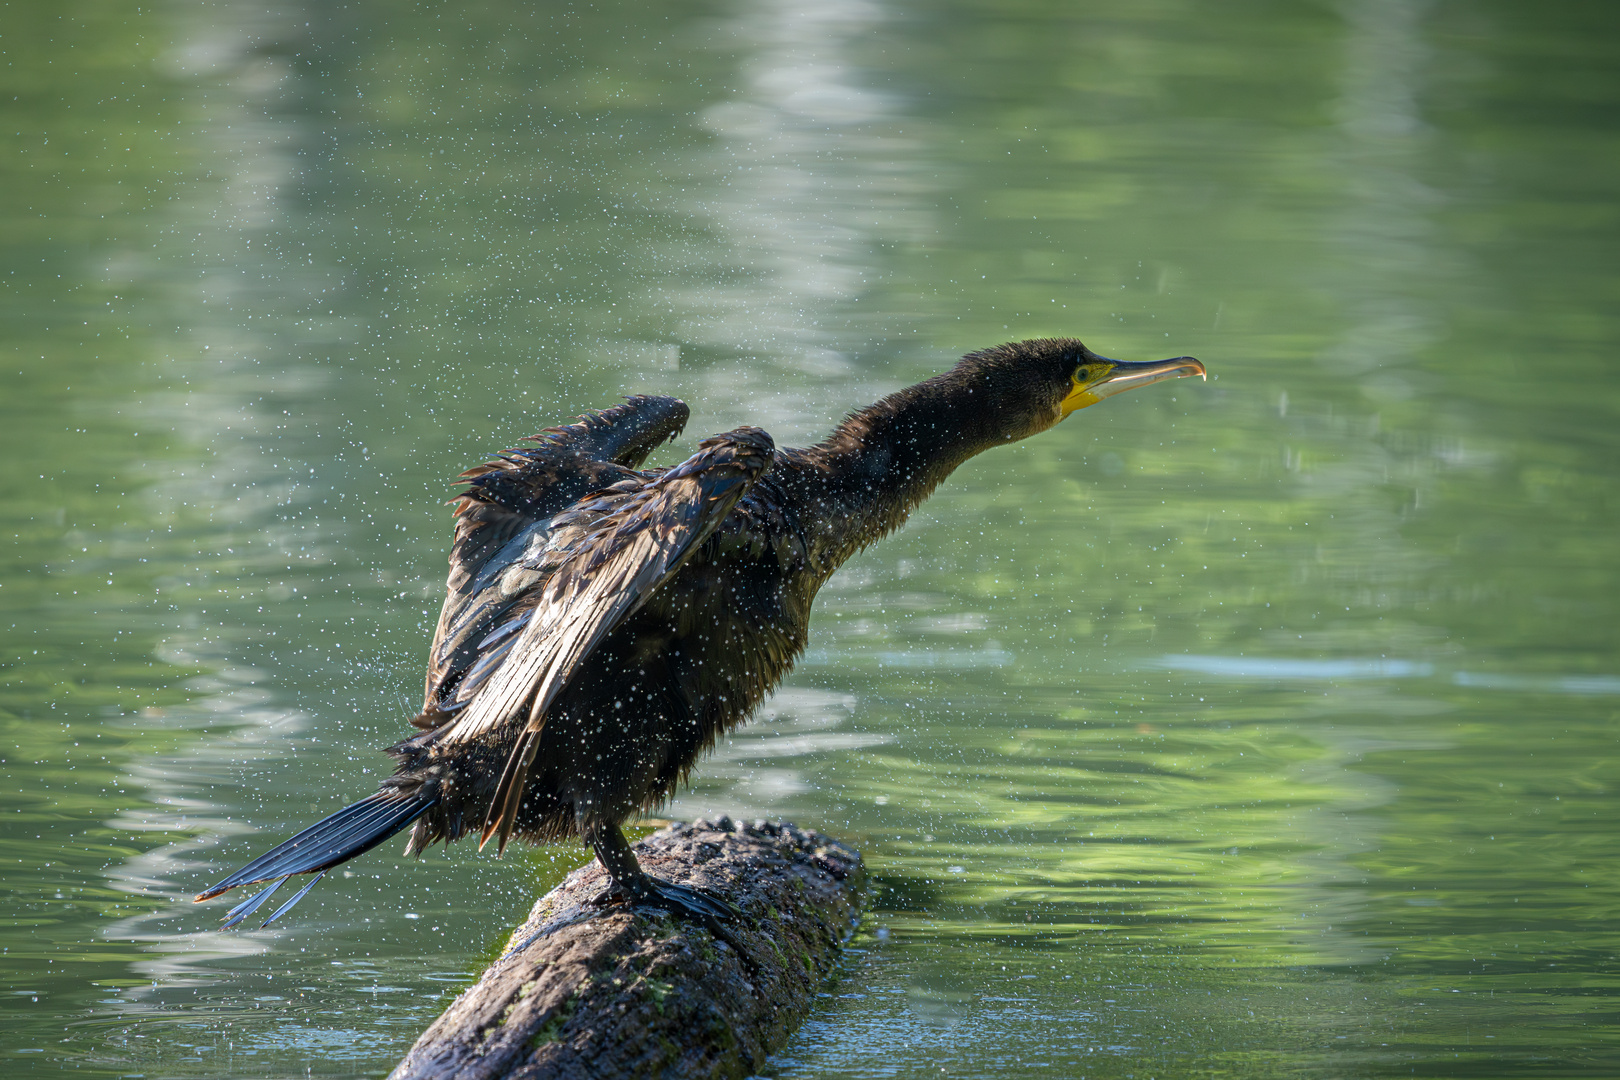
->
499, 820, 747, 963
583, 819, 739, 924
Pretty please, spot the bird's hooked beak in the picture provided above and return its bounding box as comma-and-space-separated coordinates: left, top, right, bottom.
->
1060, 356, 1207, 417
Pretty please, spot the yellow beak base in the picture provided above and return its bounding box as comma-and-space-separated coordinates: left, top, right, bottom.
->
1059, 385, 1104, 416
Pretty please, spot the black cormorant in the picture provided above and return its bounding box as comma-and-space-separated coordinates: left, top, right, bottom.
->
196, 338, 1204, 929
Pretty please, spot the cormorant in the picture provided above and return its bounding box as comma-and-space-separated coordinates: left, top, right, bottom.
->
196, 338, 1204, 929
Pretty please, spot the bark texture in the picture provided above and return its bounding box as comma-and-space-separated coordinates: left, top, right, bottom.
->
390, 819, 864, 1080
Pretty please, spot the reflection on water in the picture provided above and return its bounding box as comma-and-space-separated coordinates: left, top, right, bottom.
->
1157, 655, 1435, 680
4, 0, 1619, 1076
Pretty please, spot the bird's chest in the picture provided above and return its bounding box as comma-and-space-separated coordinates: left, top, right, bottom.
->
635, 563, 812, 717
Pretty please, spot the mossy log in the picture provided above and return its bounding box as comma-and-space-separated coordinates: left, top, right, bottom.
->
389, 819, 864, 1080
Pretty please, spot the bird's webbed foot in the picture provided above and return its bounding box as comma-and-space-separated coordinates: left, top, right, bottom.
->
580, 821, 755, 972
501, 869, 743, 963
591, 872, 739, 924
592, 871, 753, 973
585, 820, 739, 923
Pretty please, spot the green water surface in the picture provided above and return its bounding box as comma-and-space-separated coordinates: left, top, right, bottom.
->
3, 1, 1618, 1076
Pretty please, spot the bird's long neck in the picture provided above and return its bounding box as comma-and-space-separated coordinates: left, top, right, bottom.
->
790, 372, 1003, 575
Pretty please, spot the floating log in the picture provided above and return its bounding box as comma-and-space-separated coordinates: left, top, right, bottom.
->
390, 818, 865, 1080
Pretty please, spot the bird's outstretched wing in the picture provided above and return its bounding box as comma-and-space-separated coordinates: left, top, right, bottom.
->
423, 396, 690, 718
434, 427, 777, 853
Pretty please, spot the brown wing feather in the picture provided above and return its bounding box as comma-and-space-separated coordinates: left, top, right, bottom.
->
420, 396, 688, 718
431, 428, 776, 852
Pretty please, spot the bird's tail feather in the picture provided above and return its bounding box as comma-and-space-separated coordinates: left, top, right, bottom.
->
195, 791, 435, 905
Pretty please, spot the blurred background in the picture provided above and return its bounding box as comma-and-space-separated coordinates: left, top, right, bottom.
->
2, 0, 1617, 1076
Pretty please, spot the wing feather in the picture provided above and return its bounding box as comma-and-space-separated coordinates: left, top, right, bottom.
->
422, 396, 689, 712
434, 428, 775, 851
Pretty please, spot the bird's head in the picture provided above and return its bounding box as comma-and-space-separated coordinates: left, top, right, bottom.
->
952, 337, 1206, 442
